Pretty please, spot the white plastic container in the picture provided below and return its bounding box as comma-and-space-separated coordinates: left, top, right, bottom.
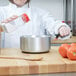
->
1, 13, 30, 33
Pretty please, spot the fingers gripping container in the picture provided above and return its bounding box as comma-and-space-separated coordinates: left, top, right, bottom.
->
1, 13, 30, 33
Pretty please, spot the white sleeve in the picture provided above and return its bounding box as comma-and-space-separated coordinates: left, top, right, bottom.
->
41, 12, 57, 38
0, 7, 5, 22
39, 9, 71, 39
54, 20, 72, 40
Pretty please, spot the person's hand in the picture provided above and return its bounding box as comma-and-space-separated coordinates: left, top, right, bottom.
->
58, 26, 70, 37
1, 15, 18, 23
0, 25, 3, 32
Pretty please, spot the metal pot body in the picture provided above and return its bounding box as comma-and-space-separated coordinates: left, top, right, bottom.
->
20, 35, 51, 53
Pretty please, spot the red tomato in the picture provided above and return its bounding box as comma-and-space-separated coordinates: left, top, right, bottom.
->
71, 43, 76, 46
67, 46, 76, 60
59, 44, 71, 58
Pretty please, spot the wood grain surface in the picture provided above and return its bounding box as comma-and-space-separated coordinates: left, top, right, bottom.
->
0, 47, 76, 75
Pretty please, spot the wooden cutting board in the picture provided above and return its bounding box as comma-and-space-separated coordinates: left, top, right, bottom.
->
0, 47, 76, 75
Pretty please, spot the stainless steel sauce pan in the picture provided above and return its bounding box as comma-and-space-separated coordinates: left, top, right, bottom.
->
20, 35, 51, 53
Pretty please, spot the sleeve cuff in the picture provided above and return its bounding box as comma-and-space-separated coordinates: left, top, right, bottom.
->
54, 20, 71, 34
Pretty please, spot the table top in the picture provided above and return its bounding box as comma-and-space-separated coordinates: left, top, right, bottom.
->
51, 36, 76, 44
0, 47, 76, 75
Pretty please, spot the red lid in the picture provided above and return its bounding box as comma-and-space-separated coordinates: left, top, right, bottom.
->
22, 13, 30, 22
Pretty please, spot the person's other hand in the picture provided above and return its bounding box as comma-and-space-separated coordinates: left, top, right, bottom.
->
58, 26, 70, 37
1, 15, 18, 23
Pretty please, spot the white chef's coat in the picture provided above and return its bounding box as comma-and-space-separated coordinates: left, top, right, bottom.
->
0, 3, 70, 48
